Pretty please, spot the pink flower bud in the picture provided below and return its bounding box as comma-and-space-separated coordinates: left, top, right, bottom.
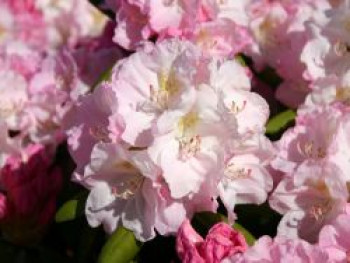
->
0, 144, 62, 245
176, 219, 248, 263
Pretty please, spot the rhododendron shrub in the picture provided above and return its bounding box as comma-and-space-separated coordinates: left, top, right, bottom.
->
1, 0, 350, 262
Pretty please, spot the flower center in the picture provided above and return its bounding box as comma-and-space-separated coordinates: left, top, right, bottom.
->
336, 88, 350, 105
255, 16, 280, 47
333, 40, 350, 56
230, 100, 247, 114
308, 200, 331, 221
196, 29, 219, 51
178, 135, 201, 161
224, 163, 252, 180
111, 161, 144, 200
145, 71, 181, 112
0, 101, 18, 119
297, 140, 326, 159
177, 111, 199, 137
89, 125, 110, 142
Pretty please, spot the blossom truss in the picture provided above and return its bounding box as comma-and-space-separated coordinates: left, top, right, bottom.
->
301, 0, 350, 81
318, 212, 350, 262
110, 0, 252, 57
0, 40, 87, 159
65, 38, 273, 240
270, 104, 350, 242
246, 0, 331, 108
0, 0, 109, 51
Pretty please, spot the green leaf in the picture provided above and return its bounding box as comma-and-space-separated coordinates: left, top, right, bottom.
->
233, 223, 256, 246
98, 227, 142, 263
266, 109, 296, 135
55, 191, 88, 223
235, 55, 246, 67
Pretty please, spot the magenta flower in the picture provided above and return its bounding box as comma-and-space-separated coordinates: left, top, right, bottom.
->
0, 144, 62, 245
176, 219, 247, 263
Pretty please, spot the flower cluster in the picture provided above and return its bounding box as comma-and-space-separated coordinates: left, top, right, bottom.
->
65, 38, 273, 240
2, 0, 350, 262
64, 0, 350, 258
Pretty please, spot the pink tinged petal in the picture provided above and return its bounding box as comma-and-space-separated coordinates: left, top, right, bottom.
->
218, 183, 237, 224
85, 182, 122, 234
210, 60, 251, 92
65, 83, 118, 174
158, 202, 187, 235
122, 184, 156, 241
176, 219, 205, 263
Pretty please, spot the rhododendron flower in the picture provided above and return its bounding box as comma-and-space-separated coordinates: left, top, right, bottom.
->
319, 213, 350, 262
229, 235, 329, 262
146, 53, 270, 199
302, 70, 350, 110
219, 138, 274, 222
176, 219, 247, 263
84, 142, 214, 241
270, 162, 348, 242
270, 105, 350, 241
84, 142, 158, 240
0, 144, 62, 245
111, 39, 199, 148
271, 105, 350, 176
148, 83, 229, 198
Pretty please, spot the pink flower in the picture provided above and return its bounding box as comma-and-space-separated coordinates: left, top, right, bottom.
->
219, 138, 274, 223
319, 213, 350, 262
176, 219, 247, 263
111, 39, 199, 148
271, 105, 350, 177
0, 144, 62, 245
84, 142, 193, 241
270, 162, 348, 242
